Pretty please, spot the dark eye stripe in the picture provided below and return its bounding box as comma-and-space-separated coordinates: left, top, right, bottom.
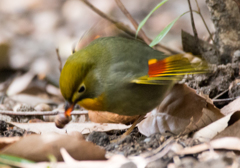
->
78, 86, 85, 93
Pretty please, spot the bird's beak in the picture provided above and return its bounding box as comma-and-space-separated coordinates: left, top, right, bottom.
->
64, 101, 75, 117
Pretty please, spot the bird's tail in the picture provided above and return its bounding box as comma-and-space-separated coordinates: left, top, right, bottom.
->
132, 54, 208, 85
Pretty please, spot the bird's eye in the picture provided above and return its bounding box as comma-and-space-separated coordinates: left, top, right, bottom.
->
78, 86, 85, 93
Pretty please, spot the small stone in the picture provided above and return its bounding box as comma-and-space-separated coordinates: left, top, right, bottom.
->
144, 138, 151, 143
160, 136, 165, 142
34, 103, 52, 111
232, 50, 240, 63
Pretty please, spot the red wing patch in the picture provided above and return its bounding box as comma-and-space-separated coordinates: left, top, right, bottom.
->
148, 59, 167, 77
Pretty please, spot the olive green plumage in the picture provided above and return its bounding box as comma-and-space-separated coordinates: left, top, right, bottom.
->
60, 37, 179, 115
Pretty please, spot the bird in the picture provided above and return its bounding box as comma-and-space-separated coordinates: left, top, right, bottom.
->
56, 36, 206, 128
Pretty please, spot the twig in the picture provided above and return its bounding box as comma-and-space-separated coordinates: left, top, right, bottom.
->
212, 89, 229, 100
115, 0, 151, 45
188, 0, 205, 57
56, 48, 62, 73
194, 0, 214, 44
141, 136, 175, 159
206, 32, 215, 42
213, 97, 236, 102
187, 0, 198, 40
80, 0, 179, 54
81, 0, 136, 37
0, 110, 88, 116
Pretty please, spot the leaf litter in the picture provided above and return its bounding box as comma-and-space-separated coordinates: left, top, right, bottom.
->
1, 0, 240, 168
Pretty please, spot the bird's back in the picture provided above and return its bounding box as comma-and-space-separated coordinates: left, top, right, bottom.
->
83, 37, 170, 115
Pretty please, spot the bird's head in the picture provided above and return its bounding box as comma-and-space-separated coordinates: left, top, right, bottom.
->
59, 50, 97, 116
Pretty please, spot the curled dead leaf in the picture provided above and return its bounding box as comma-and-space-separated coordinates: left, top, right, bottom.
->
6, 71, 35, 96
193, 111, 240, 142
213, 117, 240, 140
138, 84, 207, 136
221, 97, 240, 115
1, 133, 106, 162
88, 111, 139, 125
182, 101, 223, 135
138, 84, 223, 136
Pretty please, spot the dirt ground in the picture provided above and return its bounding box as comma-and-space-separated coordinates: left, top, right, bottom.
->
1, 0, 240, 167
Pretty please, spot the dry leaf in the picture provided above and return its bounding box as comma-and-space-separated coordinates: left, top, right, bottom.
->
193, 111, 240, 142
9, 94, 56, 107
10, 122, 130, 135
6, 71, 35, 96
88, 111, 139, 125
0, 137, 21, 150
221, 97, 240, 115
138, 84, 207, 136
213, 113, 240, 140
1, 133, 106, 162
177, 137, 240, 155
182, 101, 223, 135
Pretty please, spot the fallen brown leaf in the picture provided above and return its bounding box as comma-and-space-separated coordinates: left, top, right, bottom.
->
0, 137, 21, 150
1, 132, 106, 162
213, 112, 240, 140
138, 84, 207, 136
193, 111, 240, 142
6, 71, 35, 96
88, 111, 139, 125
221, 97, 240, 115
183, 101, 223, 135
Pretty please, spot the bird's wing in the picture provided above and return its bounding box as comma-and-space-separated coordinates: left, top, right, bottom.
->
132, 54, 207, 85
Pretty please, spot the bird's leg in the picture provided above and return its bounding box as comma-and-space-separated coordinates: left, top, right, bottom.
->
111, 114, 145, 143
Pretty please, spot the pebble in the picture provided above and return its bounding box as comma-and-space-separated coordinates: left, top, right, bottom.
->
34, 103, 52, 111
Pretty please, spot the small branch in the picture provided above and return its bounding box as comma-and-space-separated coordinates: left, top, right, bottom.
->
81, 0, 136, 37
56, 48, 62, 73
187, 0, 205, 56
0, 110, 88, 116
187, 0, 198, 39
212, 89, 229, 100
80, 0, 179, 54
213, 97, 236, 102
115, 0, 151, 45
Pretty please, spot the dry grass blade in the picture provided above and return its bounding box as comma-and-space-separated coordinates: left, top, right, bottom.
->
56, 48, 62, 72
